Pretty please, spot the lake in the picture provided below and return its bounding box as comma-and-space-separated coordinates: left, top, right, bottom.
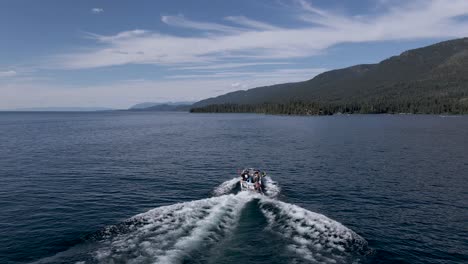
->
0, 112, 466, 263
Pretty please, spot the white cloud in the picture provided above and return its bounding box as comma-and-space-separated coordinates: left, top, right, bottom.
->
91, 8, 104, 14
165, 67, 326, 80
173, 62, 291, 71
161, 15, 241, 33
224, 16, 282, 30
0, 70, 17, 78
54, 0, 468, 70
90, 29, 148, 42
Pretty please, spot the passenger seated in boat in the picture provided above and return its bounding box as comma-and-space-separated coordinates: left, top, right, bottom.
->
253, 172, 260, 189
242, 171, 246, 181
255, 181, 261, 191
241, 172, 248, 181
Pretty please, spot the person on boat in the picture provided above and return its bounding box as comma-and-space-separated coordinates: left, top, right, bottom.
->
253, 171, 259, 182
241, 172, 248, 181
253, 171, 261, 191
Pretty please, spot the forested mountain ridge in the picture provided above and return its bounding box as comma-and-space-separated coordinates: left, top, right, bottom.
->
191, 38, 468, 114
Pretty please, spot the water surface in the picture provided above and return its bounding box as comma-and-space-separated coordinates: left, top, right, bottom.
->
0, 112, 466, 263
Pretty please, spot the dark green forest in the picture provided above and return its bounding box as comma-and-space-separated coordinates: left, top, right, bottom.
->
191, 99, 468, 115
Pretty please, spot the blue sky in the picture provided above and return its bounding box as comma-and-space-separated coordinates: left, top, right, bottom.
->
1, 0, 468, 109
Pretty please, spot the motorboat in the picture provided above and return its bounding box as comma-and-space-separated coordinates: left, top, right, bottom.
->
239, 168, 266, 194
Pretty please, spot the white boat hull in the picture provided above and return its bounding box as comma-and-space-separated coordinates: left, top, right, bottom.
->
240, 181, 257, 192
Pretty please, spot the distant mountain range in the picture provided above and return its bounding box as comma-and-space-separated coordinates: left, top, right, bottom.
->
128, 102, 193, 111
129, 102, 162, 109
191, 38, 468, 115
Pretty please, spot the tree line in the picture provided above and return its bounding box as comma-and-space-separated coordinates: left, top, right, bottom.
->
190, 97, 468, 115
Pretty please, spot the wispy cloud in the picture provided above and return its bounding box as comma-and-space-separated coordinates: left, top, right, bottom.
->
173, 62, 291, 71
224, 16, 282, 30
161, 15, 241, 33
90, 29, 148, 42
55, 0, 468, 70
91, 8, 104, 14
165, 67, 326, 80
0, 70, 17, 78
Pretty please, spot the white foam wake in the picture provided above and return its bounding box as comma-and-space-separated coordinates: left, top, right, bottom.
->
263, 176, 280, 198
93, 192, 254, 264
258, 197, 369, 263
212, 177, 239, 196
38, 178, 367, 263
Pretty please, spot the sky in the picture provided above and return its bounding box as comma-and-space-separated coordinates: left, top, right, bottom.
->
1, 0, 468, 109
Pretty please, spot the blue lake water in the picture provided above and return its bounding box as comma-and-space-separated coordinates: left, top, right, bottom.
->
0, 112, 467, 264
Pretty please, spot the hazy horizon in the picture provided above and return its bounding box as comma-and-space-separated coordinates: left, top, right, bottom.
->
0, 101, 197, 111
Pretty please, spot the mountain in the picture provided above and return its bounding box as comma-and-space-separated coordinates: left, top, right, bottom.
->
128, 102, 193, 111
129, 102, 161, 109
191, 38, 468, 115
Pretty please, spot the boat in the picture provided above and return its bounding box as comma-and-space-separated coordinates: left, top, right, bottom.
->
239, 168, 266, 194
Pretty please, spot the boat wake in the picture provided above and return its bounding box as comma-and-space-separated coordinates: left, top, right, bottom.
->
259, 198, 369, 263
263, 176, 280, 198
34, 177, 370, 264
212, 177, 239, 196
94, 193, 253, 264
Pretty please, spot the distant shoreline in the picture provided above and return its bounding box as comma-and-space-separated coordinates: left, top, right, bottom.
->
189, 102, 468, 116
189, 111, 466, 116
0, 110, 465, 116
